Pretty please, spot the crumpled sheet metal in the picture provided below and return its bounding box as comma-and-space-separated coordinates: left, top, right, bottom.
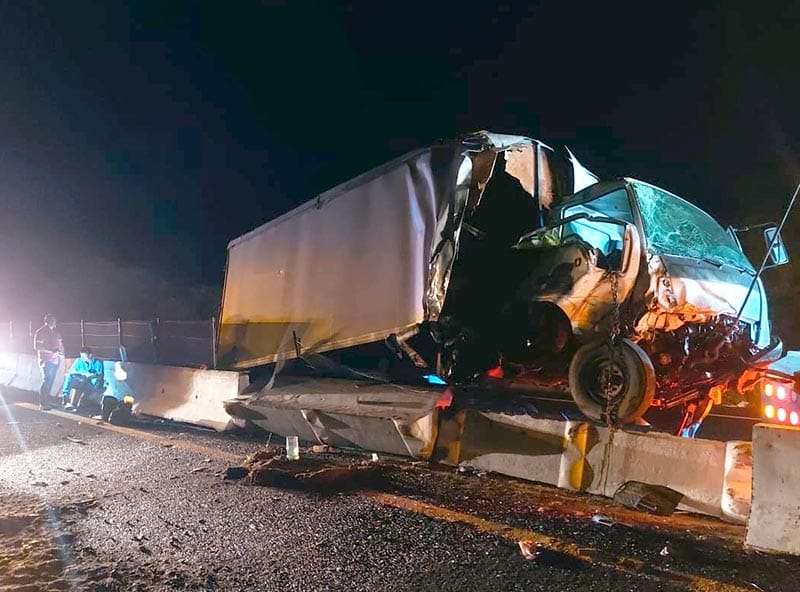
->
544, 225, 641, 335
635, 254, 761, 335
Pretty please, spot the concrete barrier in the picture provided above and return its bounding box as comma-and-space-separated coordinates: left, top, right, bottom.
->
436, 409, 743, 521
435, 410, 570, 485
111, 362, 249, 432
0, 350, 248, 432
0, 352, 47, 394
721, 441, 752, 525
0, 351, 17, 386
582, 427, 727, 517
746, 424, 800, 554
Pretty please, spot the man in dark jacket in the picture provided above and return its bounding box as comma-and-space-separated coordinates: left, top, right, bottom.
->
33, 314, 64, 410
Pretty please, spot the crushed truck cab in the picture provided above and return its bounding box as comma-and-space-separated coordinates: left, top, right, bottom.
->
219, 131, 790, 435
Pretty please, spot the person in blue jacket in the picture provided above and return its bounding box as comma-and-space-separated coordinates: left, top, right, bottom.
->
62, 347, 105, 410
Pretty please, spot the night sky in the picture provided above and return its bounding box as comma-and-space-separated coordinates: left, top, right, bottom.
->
1, 1, 799, 322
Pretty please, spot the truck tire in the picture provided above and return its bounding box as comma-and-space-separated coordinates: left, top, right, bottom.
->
569, 338, 655, 425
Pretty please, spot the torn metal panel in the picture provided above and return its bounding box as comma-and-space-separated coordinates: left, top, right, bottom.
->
424, 151, 473, 321
504, 144, 536, 198
635, 255, 770, 347
537, 145, 555, 210
465, 150, 497, 213
566, 146, 599, 192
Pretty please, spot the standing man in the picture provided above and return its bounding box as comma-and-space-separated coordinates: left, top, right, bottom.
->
33, 314, 64, 410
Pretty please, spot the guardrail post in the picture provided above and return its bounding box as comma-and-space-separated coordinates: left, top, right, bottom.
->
80, 319, 86, 348
210, 316, 218, 369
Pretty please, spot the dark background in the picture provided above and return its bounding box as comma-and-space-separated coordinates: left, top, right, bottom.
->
0, 1, 798, 342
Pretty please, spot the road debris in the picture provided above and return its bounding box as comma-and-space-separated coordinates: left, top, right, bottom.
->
222, 467, 249, 480
456, 463, 487, 477
660, 545, 670, 556
613, 481, 684, 516
311, 444, 330, 453
30, 481, 48, 487
224, 453, 388, 494
65, 436, 86, 445
518, 540, 540, 560
591, 514, 615, 527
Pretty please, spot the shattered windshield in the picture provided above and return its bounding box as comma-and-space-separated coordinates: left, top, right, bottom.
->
632, 182, 754, 271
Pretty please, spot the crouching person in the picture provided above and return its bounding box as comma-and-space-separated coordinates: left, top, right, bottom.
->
62, 347, 105, 412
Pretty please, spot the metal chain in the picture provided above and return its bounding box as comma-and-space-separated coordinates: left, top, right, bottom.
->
604, 271, 623, 428
661, 261, 677, 309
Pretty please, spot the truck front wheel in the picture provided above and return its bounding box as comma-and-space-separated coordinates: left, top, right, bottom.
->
569, 339, 655, 425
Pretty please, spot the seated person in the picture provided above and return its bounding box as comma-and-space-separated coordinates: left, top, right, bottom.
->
62, 347, 105, 410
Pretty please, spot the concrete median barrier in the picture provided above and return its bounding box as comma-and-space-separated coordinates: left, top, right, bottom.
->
721, 441, 752, 525
110, 362, 249, 431
583, 427, 727, 517
437, 409, 744, 521
0, 351, 17, 386
746, 423, 800, 554
0, 350, 248, 431
434, 410, 573, 487
0, 352, 46, 393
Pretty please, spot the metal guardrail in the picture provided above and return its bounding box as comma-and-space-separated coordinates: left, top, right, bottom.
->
0, 318, 217, 369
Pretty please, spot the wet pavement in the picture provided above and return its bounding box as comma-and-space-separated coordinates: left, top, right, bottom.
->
1, 388, 798, 592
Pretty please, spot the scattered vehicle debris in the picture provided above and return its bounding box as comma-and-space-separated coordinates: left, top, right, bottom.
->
457, 463, 485, 477
660, 545, 670, 556
518, 540, 540, 560
222, 467, 249, 481
226, 453, 388, 494
613, 481, 684, 516
591, 514, 616, 527
517, 540, 586, 569
220, 131, 795, 436
65, 436, 86, 445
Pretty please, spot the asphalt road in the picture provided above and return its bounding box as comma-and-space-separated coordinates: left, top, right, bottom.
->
1, 388, 797, 592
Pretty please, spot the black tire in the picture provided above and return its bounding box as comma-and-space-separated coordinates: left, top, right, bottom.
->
568, 338, 655, 425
